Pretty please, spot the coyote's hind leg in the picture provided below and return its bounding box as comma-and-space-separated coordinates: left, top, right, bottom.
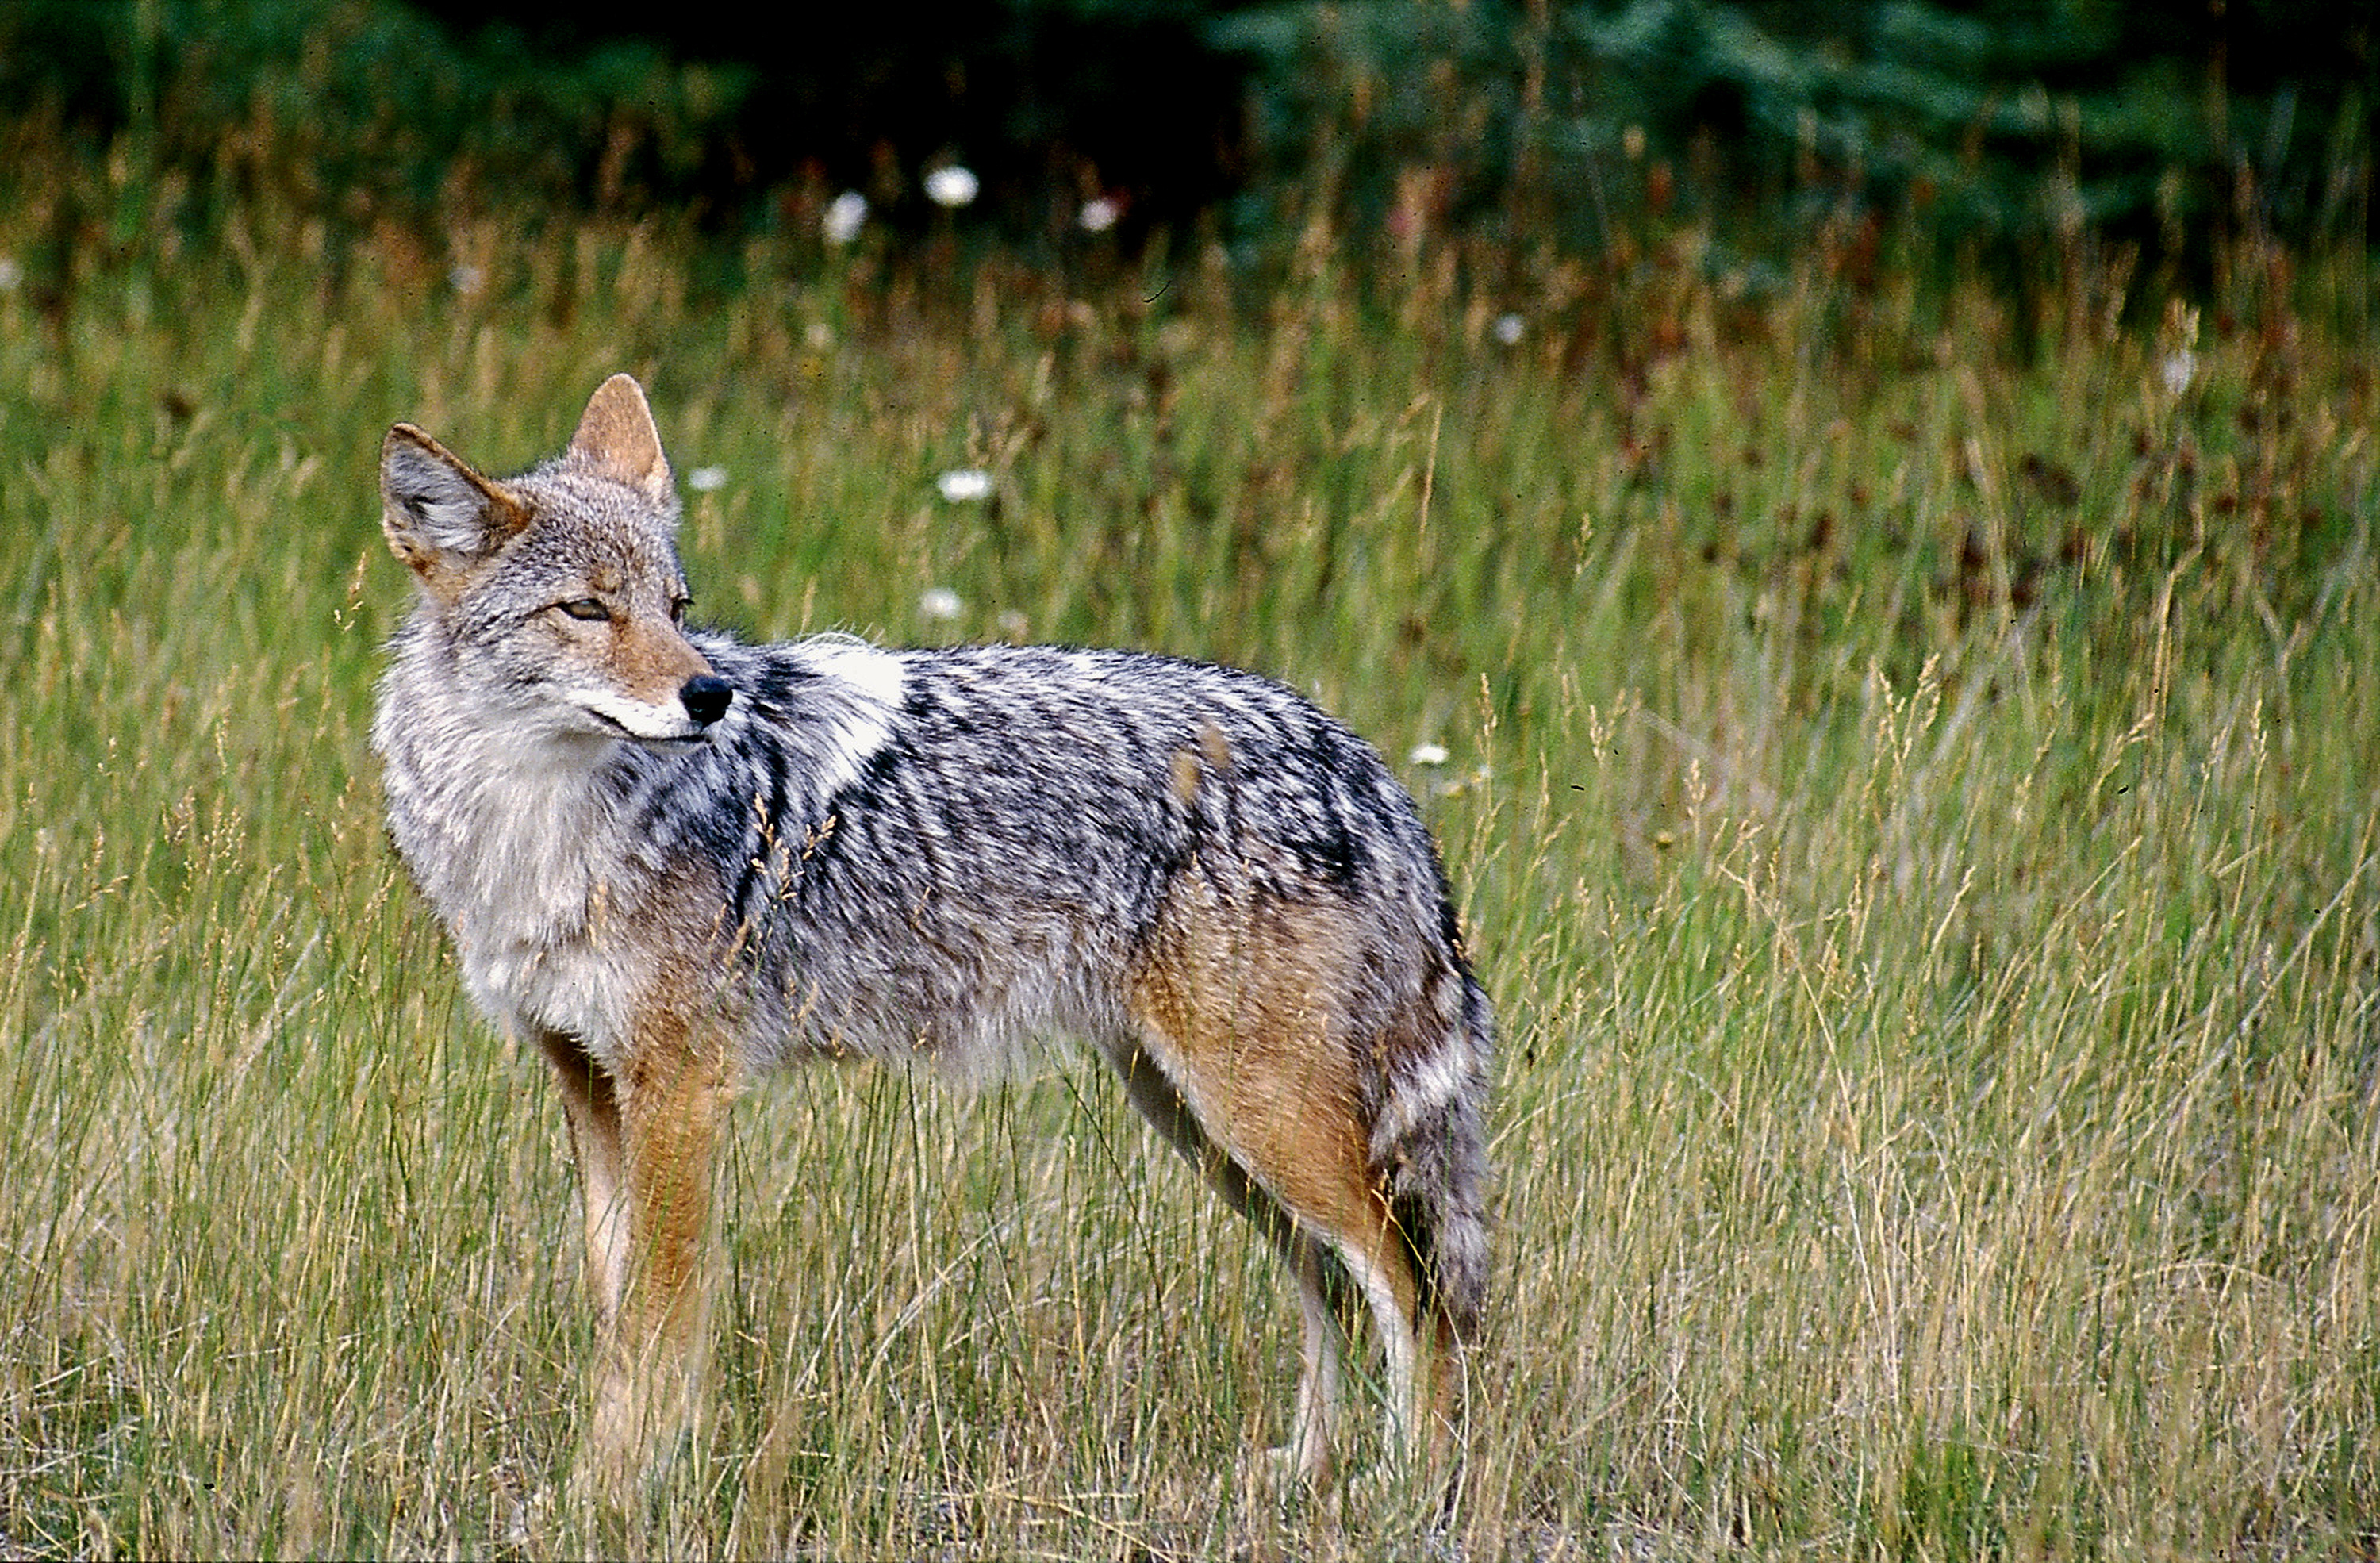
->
1110, 1044, 1352, 1482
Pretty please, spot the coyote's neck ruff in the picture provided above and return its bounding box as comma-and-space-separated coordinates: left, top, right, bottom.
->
378, 617, 908, 1051
372, 374, 1492, 1496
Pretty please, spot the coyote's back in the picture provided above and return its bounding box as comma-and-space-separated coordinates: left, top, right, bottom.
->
372, 374, 1492, 1494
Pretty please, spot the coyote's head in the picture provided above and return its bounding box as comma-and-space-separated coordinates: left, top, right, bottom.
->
379, 374, 732, 747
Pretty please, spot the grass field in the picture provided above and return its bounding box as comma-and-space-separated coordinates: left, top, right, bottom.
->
2, 194, 2376, 1558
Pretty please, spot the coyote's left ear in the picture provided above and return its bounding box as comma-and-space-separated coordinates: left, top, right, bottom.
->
380, 424, 533, 599
567, 373, 674, 505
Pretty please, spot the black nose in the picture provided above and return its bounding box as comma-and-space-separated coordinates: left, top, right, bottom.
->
680, 675, 732, 727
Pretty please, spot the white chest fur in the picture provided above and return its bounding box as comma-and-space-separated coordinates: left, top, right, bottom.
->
388, 722, 654, 1051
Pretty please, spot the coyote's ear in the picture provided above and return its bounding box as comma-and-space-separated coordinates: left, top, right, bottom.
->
566, 373, 674, 505
380, 424, 532, 595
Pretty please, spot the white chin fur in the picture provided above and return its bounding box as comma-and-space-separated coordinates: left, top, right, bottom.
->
574, 689, 708, 743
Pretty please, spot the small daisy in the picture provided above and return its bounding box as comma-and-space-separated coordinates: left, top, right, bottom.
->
935, 467, 994, 503
823, 190, 868, 246
924, 166, 980, 209
687, 466, 728, 493
919, 587, 964, 621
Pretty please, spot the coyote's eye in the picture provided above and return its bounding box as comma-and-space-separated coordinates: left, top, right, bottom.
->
556, 597, 612, 622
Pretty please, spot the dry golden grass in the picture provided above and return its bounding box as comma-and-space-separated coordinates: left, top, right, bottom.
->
1, 191, 2374, 1557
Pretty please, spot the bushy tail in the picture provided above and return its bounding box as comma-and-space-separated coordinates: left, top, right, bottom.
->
1376, 968, 1495, 1340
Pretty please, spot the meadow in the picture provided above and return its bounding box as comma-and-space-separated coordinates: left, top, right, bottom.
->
1, 189, 2375, 1559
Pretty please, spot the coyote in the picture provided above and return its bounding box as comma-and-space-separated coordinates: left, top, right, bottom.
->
372, 374, 1493, 1492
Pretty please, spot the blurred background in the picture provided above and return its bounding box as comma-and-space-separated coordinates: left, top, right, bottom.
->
0, 0, 2369, 292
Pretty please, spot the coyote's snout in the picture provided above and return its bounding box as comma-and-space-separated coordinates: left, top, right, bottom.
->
372, 374, 1494, 1501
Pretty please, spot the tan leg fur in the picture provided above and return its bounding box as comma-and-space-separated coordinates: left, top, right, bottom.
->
1127, 884, 1458, 1486
543, 981, 731, 1494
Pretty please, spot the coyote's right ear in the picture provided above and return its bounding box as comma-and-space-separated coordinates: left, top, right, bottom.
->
566, 373, 674, 505
380, 424, 532, 597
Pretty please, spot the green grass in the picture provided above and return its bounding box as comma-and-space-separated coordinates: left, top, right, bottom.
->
2, 196, 2376, 1558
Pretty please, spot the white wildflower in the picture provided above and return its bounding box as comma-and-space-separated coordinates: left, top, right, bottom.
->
823, 190, 868, 246
0, 257, 21, 294
919, 586, 964, 621
687, 465, 728, 493
1492, 312, 1526, 346
1079, 196, 1120, 234
924, 165, 980, 209
449, 263, 486, 298
935, 467, 993, 503
2160, 349, 2197, 397
1409, 743, 1450, 766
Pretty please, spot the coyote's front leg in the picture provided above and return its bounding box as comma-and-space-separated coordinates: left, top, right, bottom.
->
536, 1030, 630, 1327
541, 1016, 726, 1495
